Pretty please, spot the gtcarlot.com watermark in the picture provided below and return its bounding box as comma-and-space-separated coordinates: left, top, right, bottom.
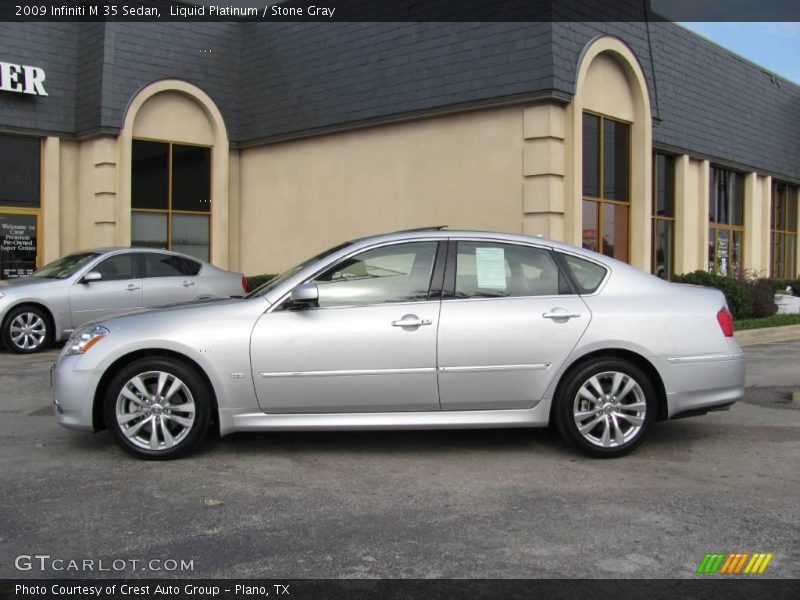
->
14, 554, 194, 573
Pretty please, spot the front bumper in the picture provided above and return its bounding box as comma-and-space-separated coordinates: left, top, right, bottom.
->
52, 355, 101, 432
658, 352, 746, 419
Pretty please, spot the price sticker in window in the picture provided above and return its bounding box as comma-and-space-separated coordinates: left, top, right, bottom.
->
475, 247, 506, 289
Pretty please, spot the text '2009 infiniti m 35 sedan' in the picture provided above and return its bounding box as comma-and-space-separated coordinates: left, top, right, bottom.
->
52, 228, 745, 459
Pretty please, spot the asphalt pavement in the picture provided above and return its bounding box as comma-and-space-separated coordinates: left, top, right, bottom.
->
0, 342, 798, 579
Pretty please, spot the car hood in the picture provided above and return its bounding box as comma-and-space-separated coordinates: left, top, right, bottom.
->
0, 277, 65, 294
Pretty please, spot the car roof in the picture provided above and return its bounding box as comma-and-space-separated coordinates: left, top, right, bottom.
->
72, 247, 205, 261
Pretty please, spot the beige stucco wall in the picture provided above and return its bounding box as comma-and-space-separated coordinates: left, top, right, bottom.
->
238, 106, 526, 275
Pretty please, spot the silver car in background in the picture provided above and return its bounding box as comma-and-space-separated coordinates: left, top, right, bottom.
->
52, 228, 745, 459
1, 248, 247, 353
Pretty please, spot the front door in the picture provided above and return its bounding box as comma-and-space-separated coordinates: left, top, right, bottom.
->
251, 240, 442, 414
69, 253, 143, 327
437, 240, 591, 410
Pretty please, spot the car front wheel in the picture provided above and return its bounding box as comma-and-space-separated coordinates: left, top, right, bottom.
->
104, 357, 211, 459
2, 305, 51, 353
554, 358, 655, 458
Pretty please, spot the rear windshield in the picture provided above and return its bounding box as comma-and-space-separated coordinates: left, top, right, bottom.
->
32, 252, 100, 279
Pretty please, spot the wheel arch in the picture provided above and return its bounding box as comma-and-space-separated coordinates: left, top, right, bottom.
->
92, 349, 220, 432
549, 348, 669, 423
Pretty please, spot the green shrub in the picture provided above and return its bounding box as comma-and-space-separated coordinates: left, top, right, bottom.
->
749, 278, 779, 318
245, 273, 277, 292
671, 270, 793, 320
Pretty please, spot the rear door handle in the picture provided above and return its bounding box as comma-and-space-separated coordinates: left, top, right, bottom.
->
542, 309, 581, 320
391, 315, 432, 328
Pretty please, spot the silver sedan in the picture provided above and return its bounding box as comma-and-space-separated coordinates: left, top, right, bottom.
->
1, 248, 247, 353
52, 228, 745, 459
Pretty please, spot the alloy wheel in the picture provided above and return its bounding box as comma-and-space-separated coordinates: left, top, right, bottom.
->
115, 370, 197, 452
9, 312, 47, 351
572, 371, 647, 448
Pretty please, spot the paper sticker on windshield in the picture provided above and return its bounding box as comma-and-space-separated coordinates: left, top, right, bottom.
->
475, 247, 506, 289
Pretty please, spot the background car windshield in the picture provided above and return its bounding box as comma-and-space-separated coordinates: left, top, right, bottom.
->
32, 252, 100, 279
245, 242, 352, 298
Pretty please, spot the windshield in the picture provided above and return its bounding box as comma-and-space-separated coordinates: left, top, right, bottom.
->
32, 252, 100, 279
244, 242, 352, 299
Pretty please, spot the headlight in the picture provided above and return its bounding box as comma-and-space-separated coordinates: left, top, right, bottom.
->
65, 325, 110, 355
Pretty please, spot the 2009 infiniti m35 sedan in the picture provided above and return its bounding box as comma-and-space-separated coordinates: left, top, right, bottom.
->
52, 228, 745, 459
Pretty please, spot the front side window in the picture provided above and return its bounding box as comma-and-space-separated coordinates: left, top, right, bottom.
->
453, 242, 566, 298
582, 113, 631, 263
652, 153, 675, 279
313, 242, 438, 308
93, 254, 137, 281
708, 167, 744, 277
131, 140, 211, 262
771, 181, 798, 278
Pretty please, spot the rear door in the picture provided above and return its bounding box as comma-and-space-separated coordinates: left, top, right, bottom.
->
141, 252, 201, 306
69, 252, 144, 327
437, 240, 591, 410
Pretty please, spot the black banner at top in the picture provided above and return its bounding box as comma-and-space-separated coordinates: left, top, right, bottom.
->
1, 0, 800, 22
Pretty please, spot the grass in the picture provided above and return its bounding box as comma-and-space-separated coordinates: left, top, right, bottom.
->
735, 314, 800, 331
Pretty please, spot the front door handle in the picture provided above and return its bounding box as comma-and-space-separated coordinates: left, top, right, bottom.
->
126, 284, 141, 292
391, 315, 432, 328
542, 309, 581, 320
182, 281, 196, 288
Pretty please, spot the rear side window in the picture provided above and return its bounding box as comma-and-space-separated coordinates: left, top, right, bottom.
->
143, 253, 201, 277
454, 242, 566, 298
560, 253, 607, 293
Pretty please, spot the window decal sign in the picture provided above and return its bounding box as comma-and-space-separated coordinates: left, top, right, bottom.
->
475, 247, 506, 289
0, 61, 47, 96
0, 213, 37, 279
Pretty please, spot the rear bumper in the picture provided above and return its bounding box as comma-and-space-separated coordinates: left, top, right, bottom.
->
658, 352, 746, 419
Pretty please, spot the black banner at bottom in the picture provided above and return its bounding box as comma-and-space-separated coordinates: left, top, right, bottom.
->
2, 579, 799, 600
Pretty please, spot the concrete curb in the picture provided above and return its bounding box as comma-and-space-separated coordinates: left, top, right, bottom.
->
735, 324, 800, 347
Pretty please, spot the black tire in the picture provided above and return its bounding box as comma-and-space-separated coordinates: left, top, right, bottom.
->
553, 358, 656, 458
104, 357, 211, 460
2, 305, 51, 354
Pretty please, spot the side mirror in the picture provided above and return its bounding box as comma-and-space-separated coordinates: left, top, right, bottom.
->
288, 282, 319, 307
82, 271, 102, 283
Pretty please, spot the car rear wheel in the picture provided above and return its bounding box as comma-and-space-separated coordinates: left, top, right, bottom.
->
2, 305, 51, 354
104, 357, 211, 460
554, 358, 655, 458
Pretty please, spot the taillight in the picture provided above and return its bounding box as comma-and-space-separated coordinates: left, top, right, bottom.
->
241, 275, 249, 293
716, 307, 734, 337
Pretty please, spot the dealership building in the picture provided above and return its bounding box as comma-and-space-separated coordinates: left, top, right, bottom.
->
0, 15, 798, 280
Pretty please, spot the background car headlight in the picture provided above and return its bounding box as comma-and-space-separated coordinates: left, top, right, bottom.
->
65, 326, 110, 355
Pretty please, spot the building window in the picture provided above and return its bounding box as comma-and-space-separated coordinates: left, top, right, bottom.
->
771, 181, 798, 278
652, 153, 675, 279
708, 167, 744, 277
582, 112, 630, 263
0, 134, 41, 279
131, 140, 211, 262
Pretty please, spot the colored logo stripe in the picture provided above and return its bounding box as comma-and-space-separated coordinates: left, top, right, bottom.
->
697, 552, 773, 574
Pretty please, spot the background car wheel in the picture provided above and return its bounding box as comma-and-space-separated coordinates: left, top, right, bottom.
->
104, 357, 211, 460
2, 305, 51, 354
554, 358, 656, 458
